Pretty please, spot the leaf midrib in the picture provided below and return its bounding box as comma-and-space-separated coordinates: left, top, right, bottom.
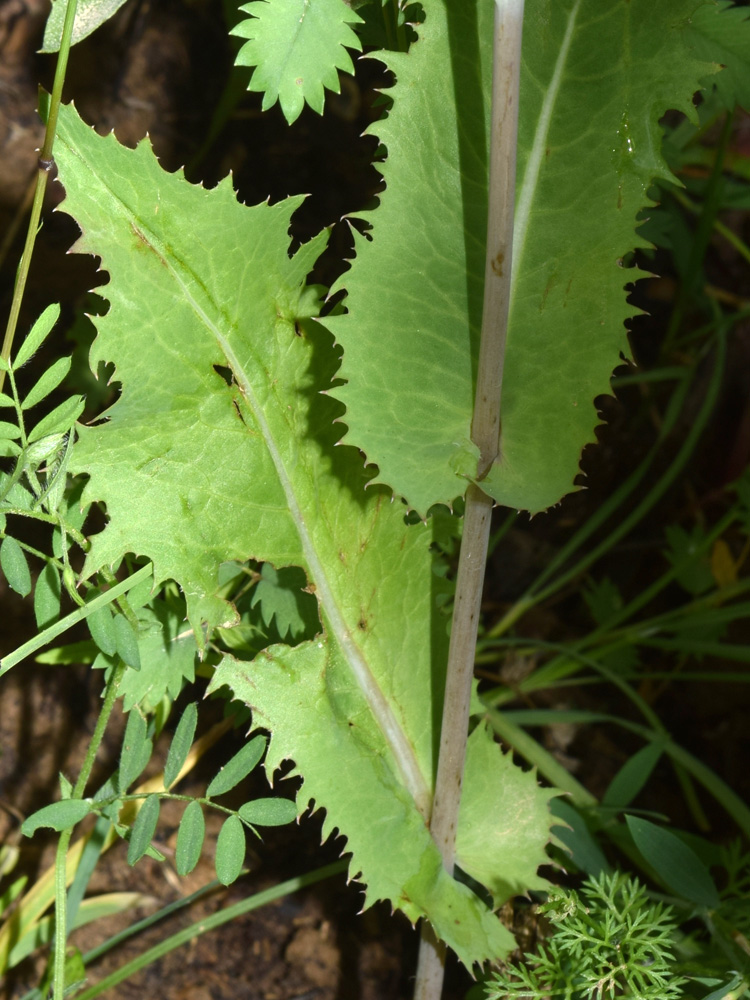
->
64, 145, 433, 823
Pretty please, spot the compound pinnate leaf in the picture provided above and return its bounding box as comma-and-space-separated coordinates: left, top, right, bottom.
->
328, 0, 717, 514
175, 800, 205, 876
56, 103, 552, 965
233, 0, 363, 123
215, 814, 246, 886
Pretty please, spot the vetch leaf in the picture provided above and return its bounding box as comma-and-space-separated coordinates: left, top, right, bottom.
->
57, 102, 553, 966
626, 815, 720, 907
87, 602, 117, 656
233, 0, 363, 123
1, 537, 32, 597
127, 793, 160, 866
327, 0, 718, 513
206, 736, 266, 798
22, 357, 72, 410
27, 395, 84, 445
164, 703, 198, 790
119, 709, 152, 793
215, 814, 245, 885
42, 0, 130, 51
0, 422, 21, 441
22, 799, 92, 836
113, 612, 141, 670
34, 563, 61, 629
239, 797, 298, 827
175, 799, 205, 875
14, 305, 60, 369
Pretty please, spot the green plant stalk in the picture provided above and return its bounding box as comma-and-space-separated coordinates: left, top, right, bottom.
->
71, 861, 347, 1000
0, 561, 153, 676
414, 2, 524, 996
52, 659, 125, 1000
0, 0, 80, 392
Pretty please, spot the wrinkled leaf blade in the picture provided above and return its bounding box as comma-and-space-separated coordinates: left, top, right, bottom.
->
56, 102, 553, 965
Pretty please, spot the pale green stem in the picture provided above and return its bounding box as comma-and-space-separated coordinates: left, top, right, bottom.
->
413, 1, 525, 997
53, 660, 125, 999
0, 0, 80, 392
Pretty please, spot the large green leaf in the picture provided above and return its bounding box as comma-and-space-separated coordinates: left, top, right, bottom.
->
233, 0, 363, 123
57, 104, 554, 965
327, 0, 716, 514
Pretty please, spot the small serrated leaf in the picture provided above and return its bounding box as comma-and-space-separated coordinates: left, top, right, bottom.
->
206, 736, 266, 798
113, 613, 141, 670
27, 395, 84, 445
119, 709, 152, 792
22, 357, 72, 410
22, 799, 92, 836
233, 0, 363, 123
87, 602, 117, 655
14, 305, 61, 369
1, 537, 31, 597
164, 703, 198, 789
127, 794, 160, 866
175, 799, 205, 875
34, 563, 61, 629
238, 797, 297, 827
214, 814, 245, 885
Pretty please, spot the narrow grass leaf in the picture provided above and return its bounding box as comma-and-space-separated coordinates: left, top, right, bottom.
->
603, 742, 664, 808
119, 710, 151, 792
1, 537, 31, 597
175, 800, 205, 876
34, 563, 61, 629
206, 735, 265, 798
626, 815, 720, 907
238, 797, 297, 827
164, 703, 198, 789
22, 799, 92, 836
214, 814, 245, 886
14, 305, 60, 368
127, 794, 160, 866
22, 357, 72, 410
